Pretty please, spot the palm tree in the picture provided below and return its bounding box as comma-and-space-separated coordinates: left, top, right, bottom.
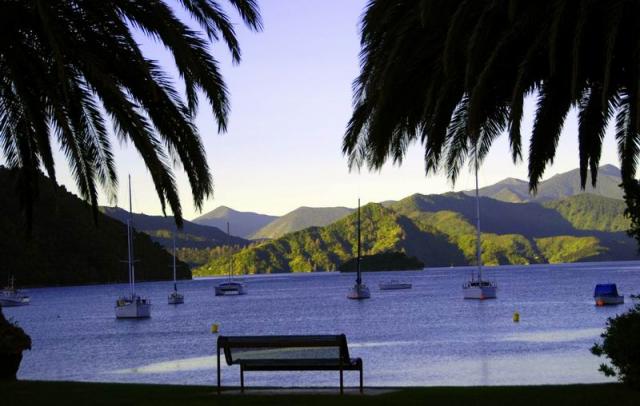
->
344, 0, 640, 243
0, 0, 262, 227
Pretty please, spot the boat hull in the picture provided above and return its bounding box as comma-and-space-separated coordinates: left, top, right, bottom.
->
595, 295, 624, 306
115, 298, 151, 318
347, 283, 371, 300
0, 297, 30, 307
215, 282, 247, 296
463, 285, 497, 300
168, 292, 184, 305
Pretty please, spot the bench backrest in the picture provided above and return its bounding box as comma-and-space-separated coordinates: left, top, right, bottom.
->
217, 335, 351, 365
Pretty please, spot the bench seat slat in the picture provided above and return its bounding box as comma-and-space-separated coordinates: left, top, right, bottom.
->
240, 358, 362, 371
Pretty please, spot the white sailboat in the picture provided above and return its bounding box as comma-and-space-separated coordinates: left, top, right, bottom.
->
347, 198, 371, 300
463, 148, 497, 300
115, 176, 151, 318
215, 222, 246, 296
0, 276, 30, 307
168, 235, 184, 305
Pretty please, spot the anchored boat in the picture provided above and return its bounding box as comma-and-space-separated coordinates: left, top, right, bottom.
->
215, 222, 247, 296
0, 276, 30, 307
347, 198, 371, 300
463, 146, 497, 300
115, 176, 151, 319
594, 284, 624, 306
168, 235, 184, 305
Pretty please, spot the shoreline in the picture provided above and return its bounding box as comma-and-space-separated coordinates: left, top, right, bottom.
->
3, 380, 639, 405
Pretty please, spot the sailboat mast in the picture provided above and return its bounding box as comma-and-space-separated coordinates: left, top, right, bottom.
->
474, 147, 482, 281
172, 234, 177, 291
227, 222, 232, 280
128, 175, 136, 296
356, 198, 362, 285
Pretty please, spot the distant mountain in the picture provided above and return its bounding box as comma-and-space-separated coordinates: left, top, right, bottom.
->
0, 168, 190, 286
250, 206, 354, 239
192, 206, 277, 239
193, 193, 637, 276
101, 207, 248, 249
471, 164, 624, 202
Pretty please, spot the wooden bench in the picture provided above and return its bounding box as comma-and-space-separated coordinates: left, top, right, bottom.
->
216, 334, 363, 394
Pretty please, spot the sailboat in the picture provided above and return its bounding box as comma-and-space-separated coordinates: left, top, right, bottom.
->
0, 276, 30, 307
215, 222, 247, 296
115, 176, 151, 318
347, 198, 371, 300
168, 235, 184, 305
463, 148, 497, 300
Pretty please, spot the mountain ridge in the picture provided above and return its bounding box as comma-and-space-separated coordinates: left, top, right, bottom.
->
470, 164, 624, 202
250, 206, 354, 239
193, 192, 637, 276
102, 207, 248, 249
192, 206, 277, 239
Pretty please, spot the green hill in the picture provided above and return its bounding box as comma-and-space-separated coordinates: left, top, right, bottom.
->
0, 168, 190, 286
102, 207, 248, 249
250, 206, 353, 239
542, 194, 629, 232
192, 206, 277, 239
194, 193, 637, 276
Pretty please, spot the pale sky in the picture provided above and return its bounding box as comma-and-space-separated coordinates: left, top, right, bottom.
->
32, 0, 623, 218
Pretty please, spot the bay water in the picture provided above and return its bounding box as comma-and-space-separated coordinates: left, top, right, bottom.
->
5, 261, 639, 387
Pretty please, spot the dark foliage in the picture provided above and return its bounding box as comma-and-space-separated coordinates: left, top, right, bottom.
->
591, 303, 640, 388
0, 0, 262, 227
344, 0, 640, 246
0, 167, 190, 286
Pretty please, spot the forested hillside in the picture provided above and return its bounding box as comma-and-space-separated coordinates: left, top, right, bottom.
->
194, 193, 637, 276
0, 168, 190, 286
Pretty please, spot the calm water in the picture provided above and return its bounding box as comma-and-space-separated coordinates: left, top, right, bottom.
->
5, 261, 640, 387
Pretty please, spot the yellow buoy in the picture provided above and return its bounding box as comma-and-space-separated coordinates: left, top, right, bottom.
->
513, 311, 520, 323
211, 323, 219, 334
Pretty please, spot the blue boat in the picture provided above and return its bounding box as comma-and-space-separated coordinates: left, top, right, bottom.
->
594, 284, 624, 306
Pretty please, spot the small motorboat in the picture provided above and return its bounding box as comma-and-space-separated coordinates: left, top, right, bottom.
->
594, 284, 624, 306
379, 280, 412, 290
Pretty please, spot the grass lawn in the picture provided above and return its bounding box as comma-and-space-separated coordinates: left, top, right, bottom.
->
2, 381, 639, 406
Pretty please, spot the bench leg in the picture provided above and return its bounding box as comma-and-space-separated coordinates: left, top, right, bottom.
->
240, 365, 245, 393
339, 367, 344, 395
359, 364, 363, 394
217, 346, 221, 394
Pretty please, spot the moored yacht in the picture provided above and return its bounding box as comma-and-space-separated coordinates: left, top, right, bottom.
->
0, 276, 30, 307
168, 236, 184, 305
463, 274, 497, 300
463, 147, 497, 300
115, 176, 151, 319
347, 199, 370, 300
215, 222, 247, 296
215, 281, 247, 296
